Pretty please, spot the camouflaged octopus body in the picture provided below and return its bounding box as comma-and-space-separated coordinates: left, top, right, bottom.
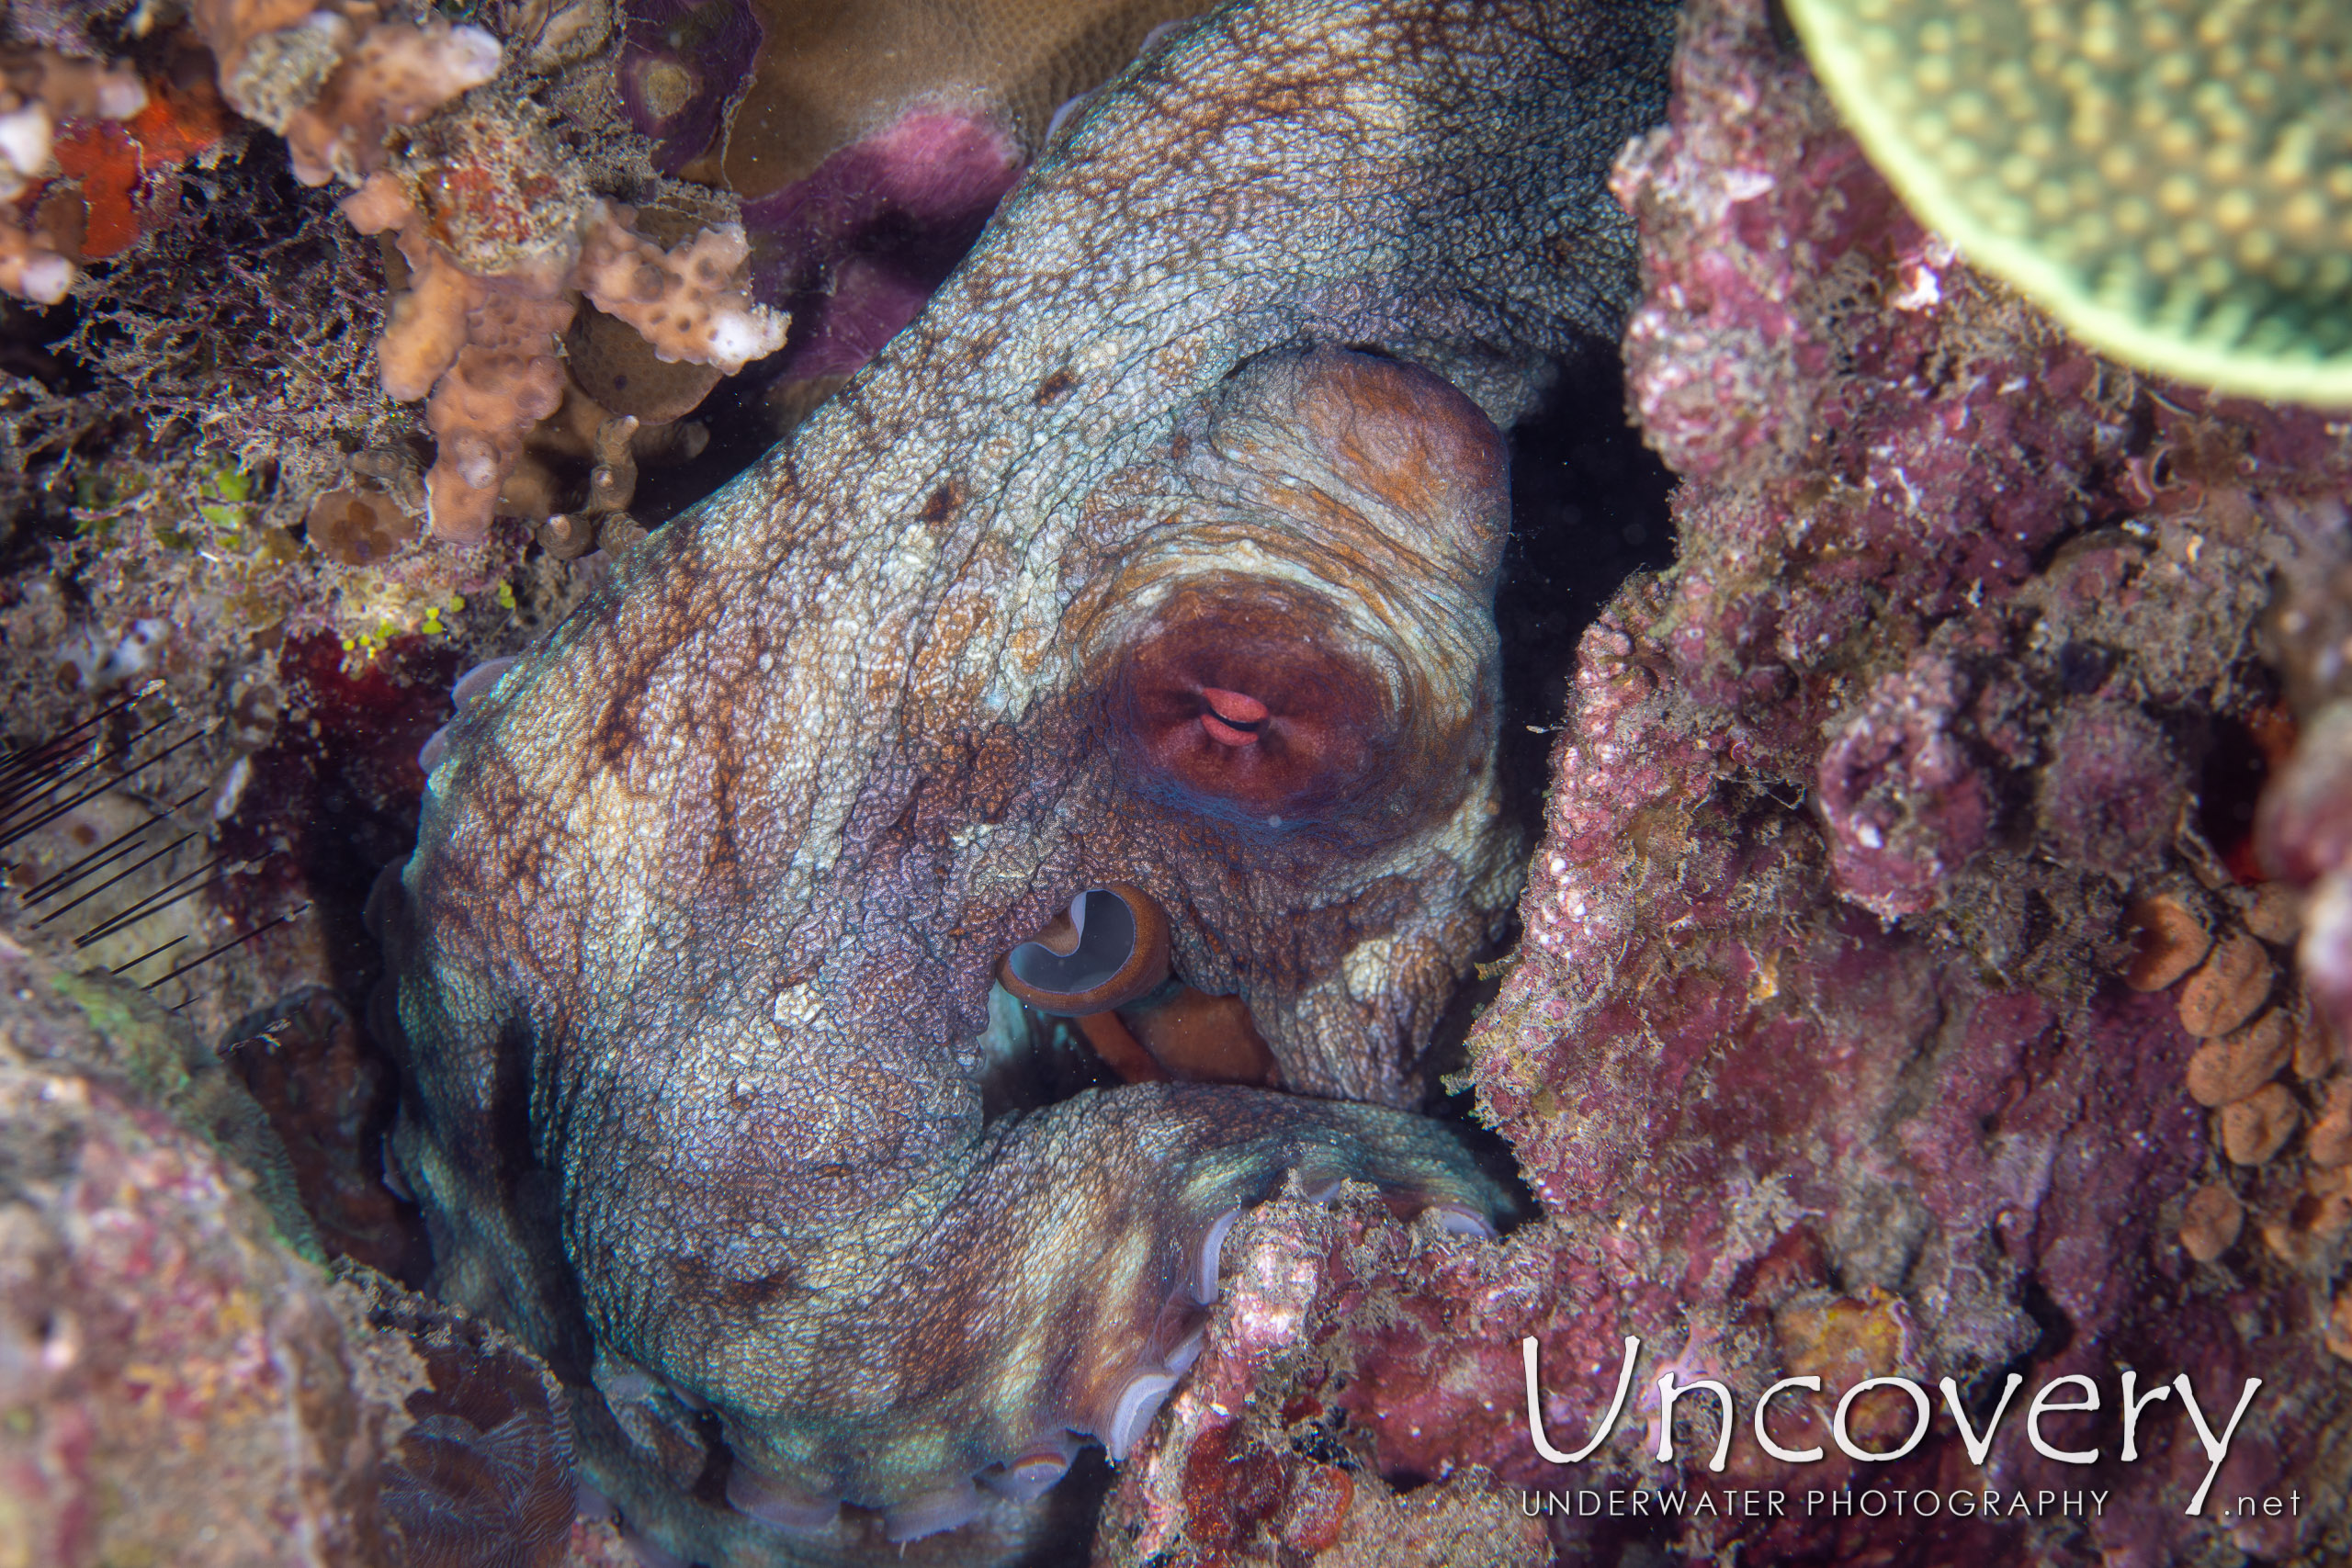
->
385, 2, 1673, 1562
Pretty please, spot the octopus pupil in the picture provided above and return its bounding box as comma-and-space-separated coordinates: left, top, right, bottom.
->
1198, 685, 1269, 747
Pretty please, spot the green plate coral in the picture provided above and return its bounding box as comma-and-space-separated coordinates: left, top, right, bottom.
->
1784, 0, 2352, 405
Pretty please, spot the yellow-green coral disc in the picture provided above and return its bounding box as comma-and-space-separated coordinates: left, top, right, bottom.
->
1785, 0, 2352, 405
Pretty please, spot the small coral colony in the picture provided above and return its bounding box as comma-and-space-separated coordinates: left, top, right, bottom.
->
1, 1, 2351, 1566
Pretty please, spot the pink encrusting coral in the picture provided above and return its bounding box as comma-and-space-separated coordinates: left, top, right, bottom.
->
1095, 0, 2352, 1562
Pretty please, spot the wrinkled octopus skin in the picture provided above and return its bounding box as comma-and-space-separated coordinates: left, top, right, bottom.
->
380, 0, 1672, 1561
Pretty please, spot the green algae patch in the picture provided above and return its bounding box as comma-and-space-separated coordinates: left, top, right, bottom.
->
1786, 0, 2352, 405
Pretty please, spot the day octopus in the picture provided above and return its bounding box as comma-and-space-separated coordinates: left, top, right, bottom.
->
378, 0, 1674, 1561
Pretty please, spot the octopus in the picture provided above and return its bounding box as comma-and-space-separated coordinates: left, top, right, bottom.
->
378, 0, 1675, 1562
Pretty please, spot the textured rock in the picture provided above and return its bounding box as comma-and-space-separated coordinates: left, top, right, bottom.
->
0, 937, 383, 1567
1091, 1197, 1548, 1567
0, 934, 588, 1567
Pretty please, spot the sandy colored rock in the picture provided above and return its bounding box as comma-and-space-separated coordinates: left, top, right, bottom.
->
2294, 1006, 2345, 1081
2330, 1291, 2352, 1364
2185, 1009, 2295, 1108
2305, 1192, 2352, 1246
2178, 1183, 2243, 1263
2123, 892, 2211, 991
2220, 1081, 2301, 1166
2309, 1078, 2352, 1168
0, 942, 382, 1567
2177, 931, 2274, 1038
2245, 882, 2304, 944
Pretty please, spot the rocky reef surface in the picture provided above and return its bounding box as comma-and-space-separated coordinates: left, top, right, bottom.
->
0, 0, 2349, 1564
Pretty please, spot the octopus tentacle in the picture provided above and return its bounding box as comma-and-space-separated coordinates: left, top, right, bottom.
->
556, 1039, 1504, 1520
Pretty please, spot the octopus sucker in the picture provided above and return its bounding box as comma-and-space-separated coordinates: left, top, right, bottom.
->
386, 0, 1674, 1562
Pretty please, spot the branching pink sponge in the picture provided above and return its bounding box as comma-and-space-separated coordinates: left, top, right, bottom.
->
575, 209, 785, 377
344, 101, 785, 543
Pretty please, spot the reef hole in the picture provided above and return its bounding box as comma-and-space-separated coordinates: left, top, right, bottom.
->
1494, 348, 1678, 835
2195, 701, 2294, 884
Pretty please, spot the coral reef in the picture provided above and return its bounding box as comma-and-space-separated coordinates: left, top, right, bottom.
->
644, 0, 1208, 421
187, 0, 502, 188
614, 0, 757, 176
5, 0, 779, 637
44, 56, 233, 265
1783, 0, 2352, 404
713, 0, 1200, 200
0, 139, 514, 688
339, 97, 784, 540
1092, 1191, 1552, 1568
2, 0, 2350, 1562
362, 1271, 580, 1568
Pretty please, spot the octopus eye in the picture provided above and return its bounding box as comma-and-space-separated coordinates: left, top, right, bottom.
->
1085, 347, 1511, 840
1108, 581, 1396, 829
998, 883, 1171, 1015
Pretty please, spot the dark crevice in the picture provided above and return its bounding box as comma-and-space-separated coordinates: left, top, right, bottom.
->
1495, 347, 1679, 840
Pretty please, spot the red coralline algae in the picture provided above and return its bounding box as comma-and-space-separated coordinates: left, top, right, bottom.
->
1815, 652, 1993, 919
44, 69, 229, 260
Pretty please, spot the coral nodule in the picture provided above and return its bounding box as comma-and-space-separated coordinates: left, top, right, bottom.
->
1783, 0, 2352, 405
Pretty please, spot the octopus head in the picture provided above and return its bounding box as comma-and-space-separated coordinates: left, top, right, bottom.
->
1079, 344, 1509, 852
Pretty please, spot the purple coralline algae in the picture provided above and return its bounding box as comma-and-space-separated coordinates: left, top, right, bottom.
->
740, 107, 1024, 394
615, 0, 763, 176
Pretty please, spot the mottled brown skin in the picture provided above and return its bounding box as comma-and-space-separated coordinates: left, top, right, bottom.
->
384, 1, 1672, 1562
